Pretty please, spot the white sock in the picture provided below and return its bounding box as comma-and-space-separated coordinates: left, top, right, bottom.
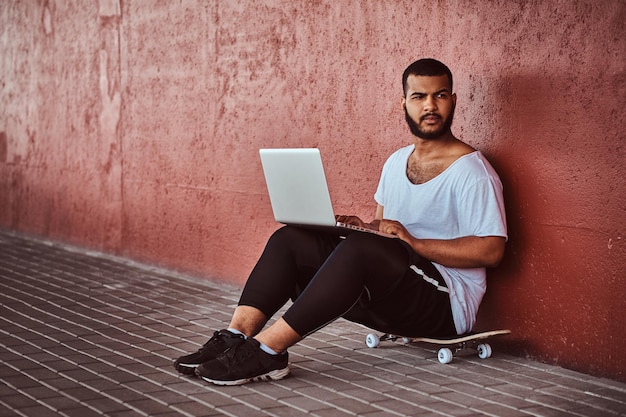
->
258, 341, 279, 355
227, 328, 278, 355
227, 328, 246, 337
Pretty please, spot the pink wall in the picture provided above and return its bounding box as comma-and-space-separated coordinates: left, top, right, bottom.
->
1, 1, 624, 382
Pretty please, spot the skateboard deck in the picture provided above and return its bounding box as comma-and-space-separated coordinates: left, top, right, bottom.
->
409, 329, 511, 345
365, 329, 511, 364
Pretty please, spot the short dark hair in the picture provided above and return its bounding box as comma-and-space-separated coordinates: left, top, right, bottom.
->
402, 58, 453, 96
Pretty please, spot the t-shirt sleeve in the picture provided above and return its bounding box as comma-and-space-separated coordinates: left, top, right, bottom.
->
374, 154, 394, 207
374, 167, 386, 206
460, 177, 508, 240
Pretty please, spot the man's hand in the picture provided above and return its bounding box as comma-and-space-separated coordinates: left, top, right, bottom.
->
378, 219, 411, 240
335, 215, 381, 232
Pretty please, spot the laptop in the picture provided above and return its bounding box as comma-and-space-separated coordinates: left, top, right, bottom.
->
259, 148, 395, 238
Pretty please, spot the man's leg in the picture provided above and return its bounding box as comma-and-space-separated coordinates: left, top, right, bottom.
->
228, 306, 301, 354
255, 318, 301, 353
228, 306, 267, 337
175, 226, 339, 375
234, 226, 341, 335
343, 252, 456, 339
274, 232, 412, 339
228, 231, 453, 352
197, 232, 412, 383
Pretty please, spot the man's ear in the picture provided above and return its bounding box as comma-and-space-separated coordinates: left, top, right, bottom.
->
401, 97, 406, 110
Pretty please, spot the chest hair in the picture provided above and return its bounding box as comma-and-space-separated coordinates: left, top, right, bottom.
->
406, 156, 448, 185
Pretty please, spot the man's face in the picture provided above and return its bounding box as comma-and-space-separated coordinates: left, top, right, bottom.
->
402, 74, 456, 139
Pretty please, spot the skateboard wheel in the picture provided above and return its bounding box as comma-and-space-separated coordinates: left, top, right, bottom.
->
477, 343, 492, 359
365, 333, 380, 348
401, 337, 411, 344
437, 348, 453, 364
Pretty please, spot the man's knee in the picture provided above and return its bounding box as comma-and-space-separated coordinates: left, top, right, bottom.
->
268, 226, 311, 246
342, 232, 392, 256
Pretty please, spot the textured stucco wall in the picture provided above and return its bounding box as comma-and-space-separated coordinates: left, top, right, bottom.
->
1, 1, 625, 382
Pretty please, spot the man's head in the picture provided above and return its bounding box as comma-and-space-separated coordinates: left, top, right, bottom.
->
402, 59, 456, 140
402, 58, 453, 96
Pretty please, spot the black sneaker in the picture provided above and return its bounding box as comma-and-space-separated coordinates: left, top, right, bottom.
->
195, 337, 289, 385
174, 329, 244, 375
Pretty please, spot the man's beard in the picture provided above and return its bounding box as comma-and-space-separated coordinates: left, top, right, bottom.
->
404, 107, 454, 139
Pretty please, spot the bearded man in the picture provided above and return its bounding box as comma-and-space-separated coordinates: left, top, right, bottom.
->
174, 58, 508, 386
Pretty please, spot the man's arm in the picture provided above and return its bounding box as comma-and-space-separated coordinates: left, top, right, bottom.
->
376, 205, 505, 269
402, 235, 505, 268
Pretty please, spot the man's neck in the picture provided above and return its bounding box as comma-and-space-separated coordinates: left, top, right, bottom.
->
411, 132, 459, 159
406, 133, 474, 184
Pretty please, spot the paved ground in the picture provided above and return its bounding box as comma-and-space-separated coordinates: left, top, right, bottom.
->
1, 230, 625, 417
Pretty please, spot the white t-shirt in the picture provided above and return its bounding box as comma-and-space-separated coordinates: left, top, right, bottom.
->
374, 145, 507, 334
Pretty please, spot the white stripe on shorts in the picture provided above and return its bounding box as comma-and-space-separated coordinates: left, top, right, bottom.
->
410, 265, 450, 293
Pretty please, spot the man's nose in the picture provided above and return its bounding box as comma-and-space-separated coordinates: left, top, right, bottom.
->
423, 95, 437, 111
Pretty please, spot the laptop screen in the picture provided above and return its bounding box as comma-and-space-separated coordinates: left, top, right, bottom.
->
259, 148, 337, 227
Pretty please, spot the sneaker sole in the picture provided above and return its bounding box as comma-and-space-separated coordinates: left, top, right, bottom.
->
174, 362, 201, 375
200, 366, 290, 386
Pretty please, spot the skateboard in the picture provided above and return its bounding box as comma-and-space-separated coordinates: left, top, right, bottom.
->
365, 329, 511, 364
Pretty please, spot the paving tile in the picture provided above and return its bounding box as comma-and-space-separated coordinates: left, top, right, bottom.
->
118, 361, 163, 376
104, 387, 151, 403
520, 405, 576, 416
163, 380, 215, 396
361, 410, 440, 417
19, 385, 60, 400
481, 391, 537, 410
80, 377, 123, 393
59, 368, 103, 382
577, 395, 626, 415
0, 390, 41, 409
0, 363, 24, 378
62, 386, 109, 402
385, 388, 443, 407
140, 371, 182, 385
470, 402, 531, 416
263, 405, 315, 417
107, 408, 144, 417
98, 370, 144, 385
121, 378, 166, 394
8, 405, 65, 417
124, 398, 176, 415
169, 401, 223, 416
328, 396, 382, 414
373, 397, 468, 416
247, 385, 303, 403
189, 389, 243, 407
570, 403, 620, 417
3, 357, 43, 372
2, 374, 42, 390
434, 389, 492, 408
77, 360, 120, 375
292, 385, 345, 401
277, 394, 329, 412
487, 382, 535, 398
144, 389, 189, 406
339, 387, 393, 404
310, 407, 354, 416
39, 394, 85, 412
82, 397, 130, 414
